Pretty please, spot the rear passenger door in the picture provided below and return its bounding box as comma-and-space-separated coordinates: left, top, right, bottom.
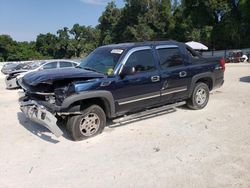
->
156, 45, 191, 103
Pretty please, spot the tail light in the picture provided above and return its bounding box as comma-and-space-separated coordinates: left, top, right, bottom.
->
220, 58, 225, 71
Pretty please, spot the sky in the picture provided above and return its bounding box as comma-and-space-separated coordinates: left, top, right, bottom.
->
0, 0, 124, 42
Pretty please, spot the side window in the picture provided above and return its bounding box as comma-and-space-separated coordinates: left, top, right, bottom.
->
126, 49, 156, 73
157, 48, 183, 68
186, 47, 200, 59
43, 62, 58, 69
59, 61, 73, 68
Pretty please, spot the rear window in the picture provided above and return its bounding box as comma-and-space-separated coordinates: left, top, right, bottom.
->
43, 62, 58, 69
59, 61, 73, 68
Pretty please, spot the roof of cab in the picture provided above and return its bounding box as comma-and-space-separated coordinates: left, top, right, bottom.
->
99, 40, 184, 50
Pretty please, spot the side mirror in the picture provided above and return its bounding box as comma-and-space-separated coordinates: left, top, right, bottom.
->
120, 66, 135, 78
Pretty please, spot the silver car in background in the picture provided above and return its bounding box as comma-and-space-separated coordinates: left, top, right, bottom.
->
5, 60, 79, 89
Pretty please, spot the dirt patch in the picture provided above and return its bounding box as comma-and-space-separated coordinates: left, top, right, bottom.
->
0, 63, 250, 187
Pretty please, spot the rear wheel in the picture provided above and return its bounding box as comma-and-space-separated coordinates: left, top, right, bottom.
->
187, 82, 209, 110
66, 105, 106, 141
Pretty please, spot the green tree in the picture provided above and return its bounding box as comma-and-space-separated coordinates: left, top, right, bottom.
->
115, 0, 150, 42
70, 24, 85, 57
0, 35, 43, 61
239, 0, 250, 47
0, 35, 16, 61
210, 0, 243, 49
36, 33, 58, 58
15, 42, 43, 61
70, 24, 100, 57
56, 27, 74, 58
174, 0, 235, 49
111, 0, 175, 42
98, 2, 121, 45
1, 0, 250, 62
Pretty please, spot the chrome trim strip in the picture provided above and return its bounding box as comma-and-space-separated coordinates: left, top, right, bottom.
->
155, 45, 178, 50
118, 94, 160, 105
118, 86, 187, 105
57, 112, 82, 115
161, 87, 187, 96
115, 46, 152, 75
30, 92, 55, 96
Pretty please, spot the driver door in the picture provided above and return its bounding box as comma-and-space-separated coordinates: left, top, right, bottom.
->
113, 47, 162, 114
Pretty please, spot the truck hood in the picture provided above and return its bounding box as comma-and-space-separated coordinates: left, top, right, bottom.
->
22, 68, 105, 86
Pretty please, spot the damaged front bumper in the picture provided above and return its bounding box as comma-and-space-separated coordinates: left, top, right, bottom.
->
19, 93, 63, 137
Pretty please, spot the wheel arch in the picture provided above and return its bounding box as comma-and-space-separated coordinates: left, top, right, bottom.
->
60, 90, 116, 118
189, 72, 215, 97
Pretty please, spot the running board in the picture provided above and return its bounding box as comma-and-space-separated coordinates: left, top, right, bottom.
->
112, 101, 186, 124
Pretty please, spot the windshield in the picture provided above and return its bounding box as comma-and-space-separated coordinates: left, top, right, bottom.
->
80, 47, 124, 75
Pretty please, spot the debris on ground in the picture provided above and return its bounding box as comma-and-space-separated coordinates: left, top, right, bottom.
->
153, 147, 160, 152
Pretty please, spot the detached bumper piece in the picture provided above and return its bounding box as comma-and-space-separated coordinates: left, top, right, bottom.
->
5, 77, 19, 89
19, 99, 63, 137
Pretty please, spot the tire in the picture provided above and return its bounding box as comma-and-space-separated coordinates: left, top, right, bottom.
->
66, 105, 106, 141
187, 82, 209, 110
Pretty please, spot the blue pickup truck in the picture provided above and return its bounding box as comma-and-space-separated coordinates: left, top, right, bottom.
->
18, 41, 225, 141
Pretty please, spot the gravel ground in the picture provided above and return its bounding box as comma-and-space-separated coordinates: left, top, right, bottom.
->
0, 63, 250, 188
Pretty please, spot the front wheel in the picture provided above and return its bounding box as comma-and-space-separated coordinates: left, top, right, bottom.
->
187, 82, 209, 110
66, 105, 106, 141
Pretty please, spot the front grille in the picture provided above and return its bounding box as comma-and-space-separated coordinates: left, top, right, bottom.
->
27, 93, 46, 101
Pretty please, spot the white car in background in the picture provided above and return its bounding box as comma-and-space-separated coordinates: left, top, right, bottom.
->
5, 60, 79, 89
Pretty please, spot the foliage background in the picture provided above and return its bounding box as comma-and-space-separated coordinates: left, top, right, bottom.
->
0, 0, 249, 61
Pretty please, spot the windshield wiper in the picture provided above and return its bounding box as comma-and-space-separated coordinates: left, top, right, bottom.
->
82, 67, 104, 74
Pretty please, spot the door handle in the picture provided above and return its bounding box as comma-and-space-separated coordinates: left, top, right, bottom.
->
179, 71, 187, 78
151, 75, 160, 82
